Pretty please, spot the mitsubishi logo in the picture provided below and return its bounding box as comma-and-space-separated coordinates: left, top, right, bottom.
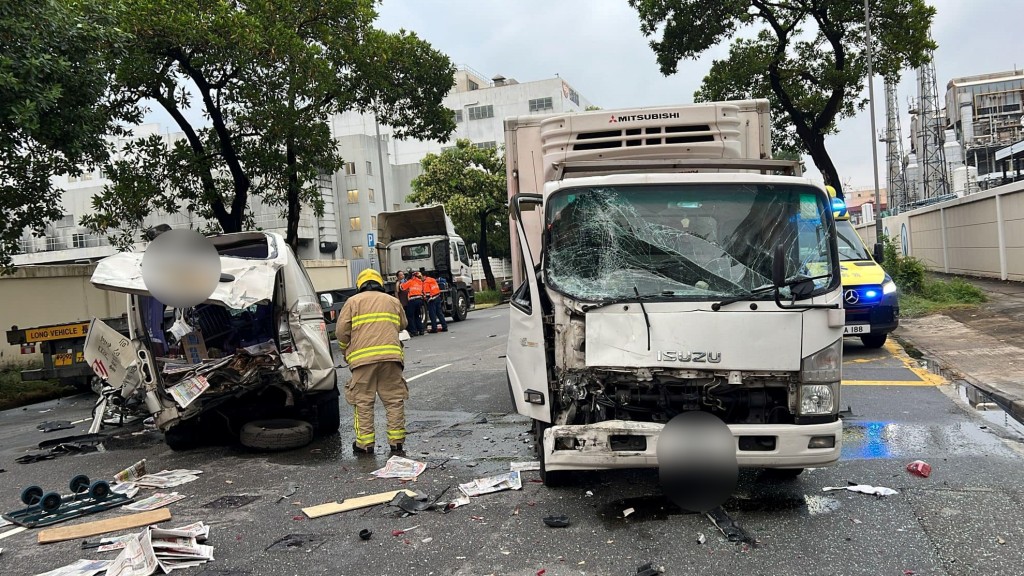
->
844, 289, 860, 305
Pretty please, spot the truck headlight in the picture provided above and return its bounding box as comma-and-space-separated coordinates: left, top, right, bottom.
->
800, 384, 836, 415
800, 339, 841, 383
882, 280, 897, 294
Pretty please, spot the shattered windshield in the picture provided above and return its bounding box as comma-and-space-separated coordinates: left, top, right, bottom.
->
545, 183, 837, 301
836, 220, 872, 261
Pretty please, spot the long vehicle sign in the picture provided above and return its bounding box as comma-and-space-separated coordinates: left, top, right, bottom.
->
23, 322, 90, 343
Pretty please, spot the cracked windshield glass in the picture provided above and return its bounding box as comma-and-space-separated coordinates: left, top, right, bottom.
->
545, 183, 835, 301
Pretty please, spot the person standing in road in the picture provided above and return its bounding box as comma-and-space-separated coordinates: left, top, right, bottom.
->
395, 270, 410, 320
421, 268, 448, 333
337, 269, 409, 455
402, 270, 426, 336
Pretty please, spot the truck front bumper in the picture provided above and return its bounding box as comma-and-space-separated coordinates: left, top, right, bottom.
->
543, 419, 842, 472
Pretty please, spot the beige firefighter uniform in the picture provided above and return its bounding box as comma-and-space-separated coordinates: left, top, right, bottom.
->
337, 286, 409, 450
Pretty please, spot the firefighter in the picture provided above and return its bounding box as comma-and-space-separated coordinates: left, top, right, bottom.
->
337, 268, 409, 455
401, 270, 426, 336
421, 268, 448, 333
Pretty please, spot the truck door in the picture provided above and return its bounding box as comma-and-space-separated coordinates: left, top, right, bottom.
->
506, 193, 551, 422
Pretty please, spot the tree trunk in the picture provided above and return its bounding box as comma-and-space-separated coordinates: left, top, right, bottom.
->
479, 210, 495, 290
285, 139, 300, 252
804, 133, 843, 199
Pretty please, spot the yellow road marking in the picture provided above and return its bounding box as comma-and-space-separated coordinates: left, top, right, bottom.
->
883, 338, 946, 386
843, 379, 941, 387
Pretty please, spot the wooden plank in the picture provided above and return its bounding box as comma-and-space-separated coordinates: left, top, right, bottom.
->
303, 489, 416, 519
37, 508, 172, 544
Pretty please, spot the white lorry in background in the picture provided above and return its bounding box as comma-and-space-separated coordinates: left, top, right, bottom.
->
504, 100, 846, 485
377, 204, 476, 322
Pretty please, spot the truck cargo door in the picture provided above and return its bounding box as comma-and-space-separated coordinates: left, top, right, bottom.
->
506, 193, 551, 422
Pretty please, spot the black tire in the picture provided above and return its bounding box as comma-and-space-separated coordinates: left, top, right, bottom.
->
21, 485, 43, 506
69, 475, 91, 494
860, 333, 888, 349
240, 419, 314, 451
451, 290, 469, 322
41, 492, 63, 512
534, 419, 570, 487
89, 480, 111, 500
315, 385, 341, 436
164, 424, 203, 451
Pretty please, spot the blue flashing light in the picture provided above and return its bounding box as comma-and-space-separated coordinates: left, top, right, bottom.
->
865, 290, 879, 299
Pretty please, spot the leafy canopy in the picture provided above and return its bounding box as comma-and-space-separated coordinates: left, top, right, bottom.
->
631, 0, 936, 194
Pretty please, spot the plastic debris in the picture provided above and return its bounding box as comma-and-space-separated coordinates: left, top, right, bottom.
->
706, 506, 756, 544
37, 421, 75, 433
371, 456, 427, 480
622, 507, 635, 518
276, 482, 299, 503
823, 484, 898, 497
421, 537, 433, 543
458, 471, 522, 497
997, 535, 1006, 545
510, 461, 541, 472
906, 460, 932, 478
636, 563, 661, 576
585, 490, 594, 497
359, 529, 372, 540
543, 515, 570, 528
697, 533, 706, 545
442, 495, 471, 512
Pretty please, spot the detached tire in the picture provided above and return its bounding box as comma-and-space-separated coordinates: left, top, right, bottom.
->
240, 419, 314, 451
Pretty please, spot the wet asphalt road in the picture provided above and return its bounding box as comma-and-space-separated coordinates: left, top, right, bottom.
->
2, 305, 1024, 576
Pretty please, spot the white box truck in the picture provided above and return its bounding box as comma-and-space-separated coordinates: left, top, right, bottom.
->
504, 100, 846, 485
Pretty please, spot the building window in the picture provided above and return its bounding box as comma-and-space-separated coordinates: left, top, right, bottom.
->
452, 109, 463, 122
467, 79, 479, 91
352, 245, 364, 259
72, 233, 86, 248
368, 188, 375, 203
350, 217, 361, 231
344, 162, 356, 175
347, 189, 359, 203
366, 161, 373, 176
371, 215, 377, 229
468, 105, 494, 121
529, 97, 553, 112
473, 141, 497, 150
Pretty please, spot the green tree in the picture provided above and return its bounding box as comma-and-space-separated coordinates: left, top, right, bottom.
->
630, 0, 936, 197
409, 140, 508, 290
0, 0, 139, 271
84, 0, 456, 250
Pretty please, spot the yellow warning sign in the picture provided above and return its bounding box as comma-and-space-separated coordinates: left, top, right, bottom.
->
25, 323, 90, 343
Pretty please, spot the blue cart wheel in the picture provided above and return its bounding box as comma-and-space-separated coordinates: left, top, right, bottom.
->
89, 480, 111, 501
69, 474, 91, 494
41, 492, 63, 512
20, 485, 43, 506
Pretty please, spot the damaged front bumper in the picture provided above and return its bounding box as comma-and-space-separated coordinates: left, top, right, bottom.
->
542, 420, 842, 472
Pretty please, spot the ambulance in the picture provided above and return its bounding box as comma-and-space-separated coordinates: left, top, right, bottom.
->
829, 188, 899, 348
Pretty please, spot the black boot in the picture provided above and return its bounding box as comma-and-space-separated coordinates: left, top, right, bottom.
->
352, 441, 374, 455
390, 443, 405, 455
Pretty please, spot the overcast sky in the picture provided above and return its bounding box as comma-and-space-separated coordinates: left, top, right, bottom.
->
373, 0, 1023, 190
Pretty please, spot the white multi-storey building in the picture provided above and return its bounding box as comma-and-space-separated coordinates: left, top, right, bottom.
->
13, 67, 595, 280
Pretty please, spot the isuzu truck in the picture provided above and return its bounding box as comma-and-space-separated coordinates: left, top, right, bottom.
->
503, 100, 846, 485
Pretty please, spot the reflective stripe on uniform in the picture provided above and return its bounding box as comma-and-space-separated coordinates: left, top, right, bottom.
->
351, 312, 401, 328
354, 408, 374, 445
347, 344, 404, 362
339, 341, 348, 350
387, 429, 406, 441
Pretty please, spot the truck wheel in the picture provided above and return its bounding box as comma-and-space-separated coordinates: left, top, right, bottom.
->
240, 419, 314, 451
451, 290, 469, 322
164, 424, 202, 451
534, 419, 570, 487
315, 385, 341, 435
764, 468, 804, 480
860, 333, 887, 349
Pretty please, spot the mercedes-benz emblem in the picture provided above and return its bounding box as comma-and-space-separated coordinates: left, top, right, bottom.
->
844, 289, 860, 305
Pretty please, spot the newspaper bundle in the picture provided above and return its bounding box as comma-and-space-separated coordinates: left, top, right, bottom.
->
104, 522, 213, 576
371, 456, 427, 480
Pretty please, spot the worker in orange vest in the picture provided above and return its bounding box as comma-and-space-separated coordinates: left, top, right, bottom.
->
421, 268, 448, 333
401, 270, 426, 336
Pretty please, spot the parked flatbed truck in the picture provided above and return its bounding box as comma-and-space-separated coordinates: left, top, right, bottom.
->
6, 317, 130, 391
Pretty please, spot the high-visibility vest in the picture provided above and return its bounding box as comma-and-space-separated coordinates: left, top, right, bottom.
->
423, 277, 441, 299
403, 277, 424, 299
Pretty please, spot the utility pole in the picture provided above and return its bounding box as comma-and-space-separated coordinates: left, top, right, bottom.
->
864, 0, 883, 244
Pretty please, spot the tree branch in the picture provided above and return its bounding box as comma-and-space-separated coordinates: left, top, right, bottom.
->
809, 3, 847, 133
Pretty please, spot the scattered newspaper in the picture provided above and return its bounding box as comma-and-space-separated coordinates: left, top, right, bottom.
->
371, 456, 427, 480
124, 492, 186, 512
104, 530, 158, 576
96, 534, 139, 553
35, 559, 112, 576
114, 460, 147, 484
0, 518, 12, 528
134, 470, 203, 489
167, 375, 210, 409
102, 522, 214, 576
458, 471, 522, 497
112, 483, 140, 499
510, 461, 541, 472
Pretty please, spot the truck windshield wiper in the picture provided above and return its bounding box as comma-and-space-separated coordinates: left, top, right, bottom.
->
711, 273, 832, 311
581, 291, 666, 312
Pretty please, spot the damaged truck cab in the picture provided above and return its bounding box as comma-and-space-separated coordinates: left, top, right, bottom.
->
85, 232, 339, 449
504, 101, 846, 484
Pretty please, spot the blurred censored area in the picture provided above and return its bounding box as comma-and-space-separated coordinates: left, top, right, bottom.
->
141, 229, 221, 308
657, 411, 738, 512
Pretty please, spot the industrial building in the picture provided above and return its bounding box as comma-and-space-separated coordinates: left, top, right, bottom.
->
944, 69, 1024, 189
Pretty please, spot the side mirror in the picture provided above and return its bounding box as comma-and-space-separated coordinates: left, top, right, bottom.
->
873, 243, 884, 263
772, 244, 787, 288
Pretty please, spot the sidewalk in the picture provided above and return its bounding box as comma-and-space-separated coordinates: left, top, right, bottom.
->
896, 275, 1024, 422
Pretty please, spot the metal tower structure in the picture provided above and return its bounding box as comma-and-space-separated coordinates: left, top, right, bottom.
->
915, 58, 950, 201
881, 80, 909, 213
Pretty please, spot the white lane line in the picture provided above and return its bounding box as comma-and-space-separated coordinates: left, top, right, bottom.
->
70, 417, 93, 425
407, 363, 452, 382
0, 526, 27, 540
489, 315, 501, 319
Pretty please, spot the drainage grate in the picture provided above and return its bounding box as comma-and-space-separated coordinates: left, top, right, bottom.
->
265, 533, 328, 552
202, 495, 261, 509
432, 429, 472, 438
